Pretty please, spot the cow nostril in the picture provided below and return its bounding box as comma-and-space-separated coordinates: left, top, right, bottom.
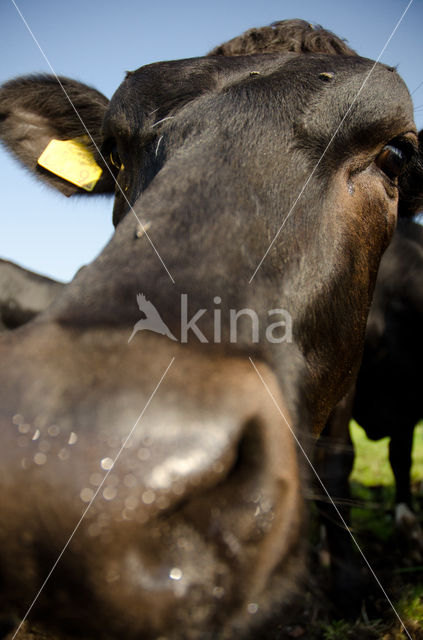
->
226, 417, 266, 483
146, 416, 271, 519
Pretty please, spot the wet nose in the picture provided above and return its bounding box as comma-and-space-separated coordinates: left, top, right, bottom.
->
122, 385, 298, 526
93, 364, 304, 638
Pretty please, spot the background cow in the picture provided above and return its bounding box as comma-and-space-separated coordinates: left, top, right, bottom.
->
0, 259, 64, 331
0, 20, 422, 640
355, 216, 423, 519
316, 214, 423, 614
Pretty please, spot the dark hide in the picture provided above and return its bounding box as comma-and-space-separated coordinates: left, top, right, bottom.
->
355, 218, 423, 469
0, 22, 422, 640
398, 131, 423, 216
316, 217, 423, 613
0, 259, 64, 330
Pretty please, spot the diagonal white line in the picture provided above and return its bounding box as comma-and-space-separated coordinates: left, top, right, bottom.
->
10, 356, 175, 640
248, 356, 413, 640
249, 0, 414, 284
10, 0, 175, 284
410, 79, 423, 96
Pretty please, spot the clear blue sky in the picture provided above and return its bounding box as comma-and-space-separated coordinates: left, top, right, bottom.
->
1, 0, 422, 281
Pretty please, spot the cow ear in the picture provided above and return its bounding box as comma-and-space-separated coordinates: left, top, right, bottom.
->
0, 75, 117, 196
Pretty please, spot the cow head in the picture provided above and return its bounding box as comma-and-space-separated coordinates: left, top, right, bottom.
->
0, 20, 422, 639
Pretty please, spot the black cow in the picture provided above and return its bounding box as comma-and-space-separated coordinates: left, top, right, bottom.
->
316, 214, 423, 612
0, 20, 422, 639
354, 216, 423, 515
0, 259, 64, 331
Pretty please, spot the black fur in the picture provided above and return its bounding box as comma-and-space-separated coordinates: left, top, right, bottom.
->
208, 19, 357, 56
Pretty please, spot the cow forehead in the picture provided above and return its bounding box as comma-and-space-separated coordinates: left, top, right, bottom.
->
104, 53, 414, 143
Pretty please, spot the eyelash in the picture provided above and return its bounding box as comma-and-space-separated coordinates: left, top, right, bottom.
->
375, 139, 415, 181
102, 139, 123, 171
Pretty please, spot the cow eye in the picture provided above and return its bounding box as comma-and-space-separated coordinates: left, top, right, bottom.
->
375, 144, 408, 181
109, 145, 122, 170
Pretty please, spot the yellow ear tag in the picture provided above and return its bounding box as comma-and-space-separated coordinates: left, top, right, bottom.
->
37, 135, 102, 191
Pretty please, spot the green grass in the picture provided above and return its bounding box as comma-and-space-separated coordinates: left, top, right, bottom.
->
350, 420, 423, 487
348, 420, 423, 543
396, 584, 423, 638
321, 619, 353, 639
318, 420, 423, 640
411, 423, 423, 485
